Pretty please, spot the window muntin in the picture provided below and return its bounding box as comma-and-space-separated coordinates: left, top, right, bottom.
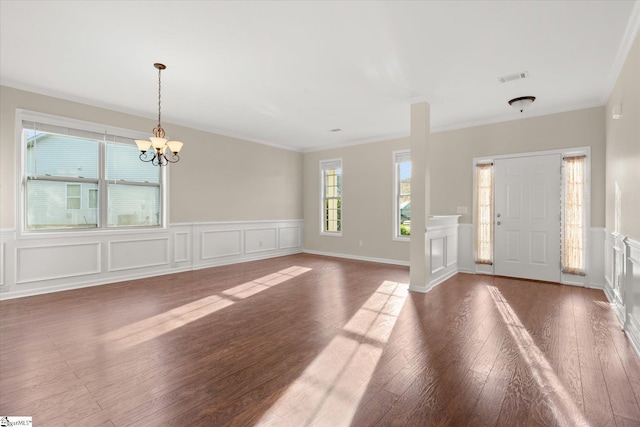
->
394, 151, 411, 239
320, 159, 342, 235
21, 115, 163, 232
475, 163, 493, 265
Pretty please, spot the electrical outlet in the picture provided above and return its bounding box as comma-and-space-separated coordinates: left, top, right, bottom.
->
457, 206, 468, 214
359, 240, 363, 247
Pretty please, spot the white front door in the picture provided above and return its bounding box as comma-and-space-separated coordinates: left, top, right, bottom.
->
494, 154, 561, 282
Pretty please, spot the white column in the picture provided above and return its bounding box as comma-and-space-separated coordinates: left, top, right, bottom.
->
409, 102, 431, 292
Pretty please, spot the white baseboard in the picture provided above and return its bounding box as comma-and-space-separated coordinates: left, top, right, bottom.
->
302, 249, 409, 267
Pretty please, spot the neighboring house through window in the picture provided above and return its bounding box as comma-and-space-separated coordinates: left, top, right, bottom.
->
320, 159, 342, 235
21, 111, 163, 231
394, 150, 411, 240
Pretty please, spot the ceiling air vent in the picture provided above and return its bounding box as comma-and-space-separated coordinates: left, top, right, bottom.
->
498, 71, 529, 84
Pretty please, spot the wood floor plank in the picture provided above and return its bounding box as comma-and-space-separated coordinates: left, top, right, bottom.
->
1, 254, 639, 426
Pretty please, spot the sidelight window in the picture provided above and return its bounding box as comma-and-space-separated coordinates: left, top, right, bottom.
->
562, 156, 587, 275
475, 163, 493, 265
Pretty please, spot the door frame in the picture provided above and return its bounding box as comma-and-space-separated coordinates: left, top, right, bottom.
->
472, 146, 592, 286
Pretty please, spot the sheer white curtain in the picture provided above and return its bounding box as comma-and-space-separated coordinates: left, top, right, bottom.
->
563, 156, 586, 275
475, 163, 493, 265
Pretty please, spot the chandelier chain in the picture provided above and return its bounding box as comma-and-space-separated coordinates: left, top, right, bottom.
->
157, 66, 162, 131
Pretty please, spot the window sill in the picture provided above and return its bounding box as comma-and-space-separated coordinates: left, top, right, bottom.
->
320, 232, 342, 237
17, 225, 167, 240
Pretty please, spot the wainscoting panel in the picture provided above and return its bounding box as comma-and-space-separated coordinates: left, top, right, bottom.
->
588, 228, 606, 289
431, 237, 446, 275
424, 215, 460, 290
17, 242, 101, 283
245, 228, 277, 254
108, 238, 169, 272
174, 232, 190, 263
201, 230, 242, 260
0, 220, 303, 300
447, 234, 458, 267
0, 242, 4, 287
457, 224, 474, 273
625, 237, 640, 356
279, 226, 302, 249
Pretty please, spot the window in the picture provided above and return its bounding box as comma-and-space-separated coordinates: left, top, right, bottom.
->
394, 151, 411, 239
475, 163, 493, 264
562, 155, 586, 275
66, 184, 81, 209
88, 189, 98, 209
21, 113, 163, 231
320, 159, 342, 235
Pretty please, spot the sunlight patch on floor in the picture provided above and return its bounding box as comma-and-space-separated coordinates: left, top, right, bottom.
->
257, 280, 408, 427
104, 266, 311, 349
222, 266, 312, 299
487, 286, 589, 426
593, 300, 611, 309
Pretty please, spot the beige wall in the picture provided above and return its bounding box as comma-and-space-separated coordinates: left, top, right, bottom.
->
431, 107, 606, 226
606, 30, 640, 240
303, 107, 606, 263
0, 86, 303, 229
303, 137, 411, 263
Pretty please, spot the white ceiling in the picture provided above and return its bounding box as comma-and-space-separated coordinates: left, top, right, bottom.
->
1, 1, 638, 152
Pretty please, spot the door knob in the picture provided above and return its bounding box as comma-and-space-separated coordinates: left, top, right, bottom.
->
497, 213, 501, 218
497, 221, 501, 225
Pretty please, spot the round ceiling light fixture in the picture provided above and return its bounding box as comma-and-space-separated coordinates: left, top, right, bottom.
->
508, 96, 536, 113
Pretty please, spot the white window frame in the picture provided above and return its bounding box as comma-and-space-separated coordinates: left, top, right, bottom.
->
16, 109, 169, 237
393, 150, 411, 241
320, 158, 342, 236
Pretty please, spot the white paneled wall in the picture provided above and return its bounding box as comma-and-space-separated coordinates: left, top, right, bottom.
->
0, 220, 303, 300
602, 231, 640, 357
625, 239, 640, 355
427, 215, 460, 289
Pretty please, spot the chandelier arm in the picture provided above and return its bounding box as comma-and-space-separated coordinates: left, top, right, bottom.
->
139, 151, 157, 163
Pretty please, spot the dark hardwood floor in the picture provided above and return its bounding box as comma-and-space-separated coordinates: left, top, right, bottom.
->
1, 253, 640, 426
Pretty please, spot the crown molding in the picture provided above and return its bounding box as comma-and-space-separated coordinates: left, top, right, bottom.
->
0, 81, 304, 153
600, 0, 640, 104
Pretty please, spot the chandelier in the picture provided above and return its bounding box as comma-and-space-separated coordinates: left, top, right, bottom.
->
135, 63, 184, 166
